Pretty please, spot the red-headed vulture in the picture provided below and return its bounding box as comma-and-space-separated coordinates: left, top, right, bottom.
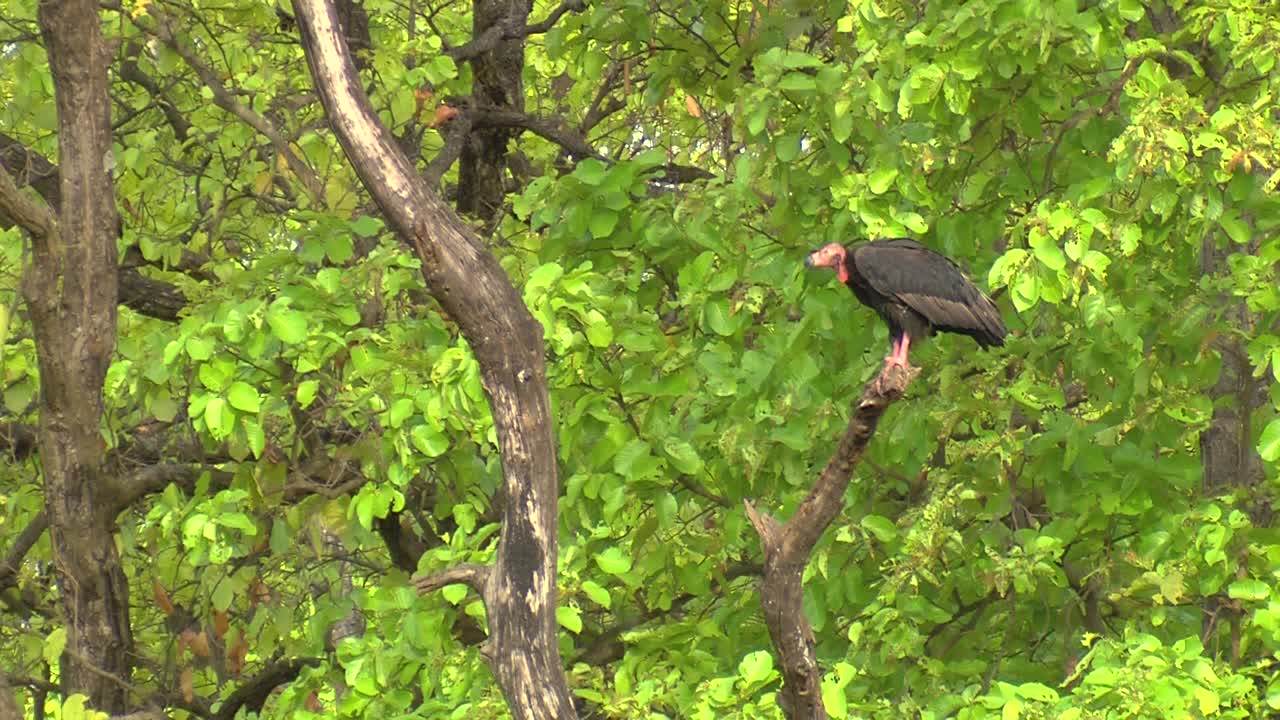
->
805, 239, 1007, 383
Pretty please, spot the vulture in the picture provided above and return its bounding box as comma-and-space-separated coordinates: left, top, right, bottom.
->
805, 239, 1007, 382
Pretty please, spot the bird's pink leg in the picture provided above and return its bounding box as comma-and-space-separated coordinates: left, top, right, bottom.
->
884, 335, 912, 369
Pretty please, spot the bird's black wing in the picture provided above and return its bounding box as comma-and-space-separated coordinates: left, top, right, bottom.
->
852, 239, 1008, 346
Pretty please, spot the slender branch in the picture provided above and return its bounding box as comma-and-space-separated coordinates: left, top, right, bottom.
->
212, 658, 322, 720
413, 563, 492, 595
141, 8, 326, 204
423, 111, 474, 187
1042, 55, 1148, 193
746, 365, 915, 720
0, 511, 47, 591
469, 107, 715, 183
0, 163, 56, 241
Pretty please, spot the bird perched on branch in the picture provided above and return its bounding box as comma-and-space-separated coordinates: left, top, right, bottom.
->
805, 239, 1007, 385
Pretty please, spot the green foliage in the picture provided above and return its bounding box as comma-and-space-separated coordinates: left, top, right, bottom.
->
3, 0, 1280, 718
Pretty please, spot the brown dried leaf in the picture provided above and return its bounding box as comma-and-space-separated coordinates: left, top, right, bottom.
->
180, 666, 195, 703
685, 94, 702, 118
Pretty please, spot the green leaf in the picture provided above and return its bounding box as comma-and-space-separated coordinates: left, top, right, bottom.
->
575, 158, 608, 186
581, 580, 611, 609
43, 627, 66, 665
205, 397, 229, 438
556, 605, 583, 633
703, 299, 736, 336
1016, 682, 1059, 702
585, 311, 613, 347
1219, 212, 1251, 244
411, 424, 450, 458
778, 72, 817, 92
388, 397, 415, 428
588, 210, 618, 239
243, 418, 266, 458
1259, 418, 1280, 461
822, 673, 849, 719
663, 439, 704, 474
186, 336, 215, 361
1162, 128, 1188, 153
226, 381, 262, 413
267, 304, 309, 345
350, 215, 382, 237
525, 262, 564, 295
212, 578, 234, 611
775, 132, 802, 162
867, 166, 898, 194
1227, 578, 1270, 601
861, 515, 897, 542
594, 546, 632, 576
1029, 229, 1067, 271
738, 650, 774, 684
297, 379, 319, 408
1118, 0, 1144, 21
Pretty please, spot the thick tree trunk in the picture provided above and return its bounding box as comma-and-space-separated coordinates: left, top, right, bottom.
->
456, 0, 529, 224
27, 0, 131, 712
289, 2, 574, 718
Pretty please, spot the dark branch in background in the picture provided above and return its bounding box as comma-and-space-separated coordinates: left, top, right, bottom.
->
460, 107, 715, 183
0, 158, 57, 240
140, 6, 326, 204
445, 0, 586, 62
746, 365, 915, 720
1042, 55, 1147, 193
0, 133, 190, 321
211, 658, 322, 720
413, 563, 491, 595
118, 40, 192, 143
0, 511, 46, 593
423, 111, 474, 188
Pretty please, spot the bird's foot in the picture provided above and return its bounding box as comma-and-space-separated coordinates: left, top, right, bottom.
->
873, 360, 916, 395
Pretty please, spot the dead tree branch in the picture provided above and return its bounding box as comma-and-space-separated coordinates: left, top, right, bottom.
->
746, 365, 915, 720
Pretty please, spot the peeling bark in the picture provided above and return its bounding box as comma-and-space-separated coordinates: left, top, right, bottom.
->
290, 1, 574, 717
747, 366, 914, 719
27, 0, 132, 712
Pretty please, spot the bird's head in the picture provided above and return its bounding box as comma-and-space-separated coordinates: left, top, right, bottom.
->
804, 243, 850, 283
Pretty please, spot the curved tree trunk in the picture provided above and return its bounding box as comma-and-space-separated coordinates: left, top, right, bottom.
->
289, 2, 574, 717
30, 0, 130, 711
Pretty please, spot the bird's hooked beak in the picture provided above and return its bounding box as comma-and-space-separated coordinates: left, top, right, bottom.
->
804, 243, 846, 271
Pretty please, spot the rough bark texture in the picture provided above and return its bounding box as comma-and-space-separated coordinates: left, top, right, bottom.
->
289, 1, 574, 718
455, 0, 530, 223
28, 0, 131, 712
747, 366, 914, 720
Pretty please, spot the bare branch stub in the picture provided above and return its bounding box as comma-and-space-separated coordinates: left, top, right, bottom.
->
748, 365, 914, 720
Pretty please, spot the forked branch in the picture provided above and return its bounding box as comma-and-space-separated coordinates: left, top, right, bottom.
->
746, 365, 915, 720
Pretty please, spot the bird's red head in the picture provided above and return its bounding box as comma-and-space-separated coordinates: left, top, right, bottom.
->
804, 243, 849, 283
